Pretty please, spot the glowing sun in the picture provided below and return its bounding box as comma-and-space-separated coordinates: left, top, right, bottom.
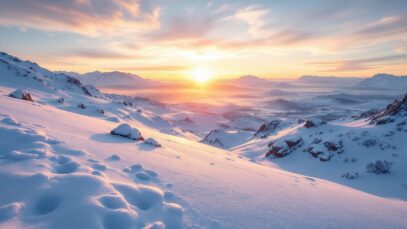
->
191, 66, 213, 84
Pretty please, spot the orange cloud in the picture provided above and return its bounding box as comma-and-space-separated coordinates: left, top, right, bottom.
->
0, 0, 160, 36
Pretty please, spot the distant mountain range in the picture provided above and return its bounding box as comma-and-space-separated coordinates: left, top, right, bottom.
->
296, 75, 365, 86
354, 73, 407, 90
222, 75, 275, 88
60, 71, 160, 88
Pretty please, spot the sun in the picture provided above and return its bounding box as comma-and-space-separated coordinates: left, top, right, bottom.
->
191, 66, 214, 85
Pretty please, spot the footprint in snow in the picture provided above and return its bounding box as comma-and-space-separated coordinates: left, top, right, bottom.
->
123, 164, 160, 183
1, 117, 21, 126
31, 194, 61, 216
106, 154, 121, 161
112, 183, 184, 228
92, 163, 108, 171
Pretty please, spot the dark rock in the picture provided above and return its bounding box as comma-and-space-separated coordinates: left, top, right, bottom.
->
341, 172, 359, 179
266, 146, 284, 158
366, 160, 392, 174
303, 119, 326, 128
254, 120, 281, 138
266, 137, 303, 158
285, 138, 303, 148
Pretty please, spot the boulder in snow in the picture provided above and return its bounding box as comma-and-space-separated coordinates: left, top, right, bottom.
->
97, 108, 105, 114
303, 119, 326, 128
144, 138, 162, 147
8, 89, 33, 102
366, 160, 392, 174
254, 120, 281, 138
77, 103, 86, 109
110, 123, 144, 141
266, 137, 303, 158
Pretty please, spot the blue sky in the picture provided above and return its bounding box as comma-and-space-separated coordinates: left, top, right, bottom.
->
0, 0, 406, 80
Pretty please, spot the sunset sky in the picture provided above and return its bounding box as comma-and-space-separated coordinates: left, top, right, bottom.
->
1, 0, 407, 80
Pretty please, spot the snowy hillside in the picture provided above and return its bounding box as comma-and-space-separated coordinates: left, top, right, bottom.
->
234, 95, 407, 200
1, 52, 407, 228
355, 73, 407, 90
0, 52, 92, 96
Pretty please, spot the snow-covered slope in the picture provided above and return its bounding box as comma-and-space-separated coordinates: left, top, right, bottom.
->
1, 52, 407, 228
2, 87, 407, 228
0, 52, 92, 96
355, 73, 407, 90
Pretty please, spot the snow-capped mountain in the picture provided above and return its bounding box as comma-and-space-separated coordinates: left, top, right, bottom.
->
355, 73, 407, 90
222, 75, 274, 88
62, 71, 159, 88
297, 75, 364, 86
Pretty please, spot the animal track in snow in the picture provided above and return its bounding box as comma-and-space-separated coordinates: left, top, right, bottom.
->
123, 164, 160, 183
32, 194, 61, 215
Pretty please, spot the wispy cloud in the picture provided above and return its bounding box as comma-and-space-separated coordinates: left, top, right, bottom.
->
1, 0, 407, 78
308, 54, 407, 72
111, 65, 190, 72
61, 49, 135, 59
0, 0, 160, 36
233, 5, 270, 37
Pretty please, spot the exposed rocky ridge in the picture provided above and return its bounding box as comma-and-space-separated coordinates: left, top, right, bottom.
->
369, 93, 407, 125
254, 120, 281, 138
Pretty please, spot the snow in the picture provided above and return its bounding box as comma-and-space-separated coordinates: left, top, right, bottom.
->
202, 129, 253, 149
234, 106, 407, 200
1, 52, 407, 228
1, 96, 407, 228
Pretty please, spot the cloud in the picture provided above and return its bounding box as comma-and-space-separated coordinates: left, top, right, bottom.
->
62, 49, 134, 59
233, 5, 270, 37
308, 54, 407, 72
111, 65, 189, 72
354, 15, 407, 38
0, 0, 160, 36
